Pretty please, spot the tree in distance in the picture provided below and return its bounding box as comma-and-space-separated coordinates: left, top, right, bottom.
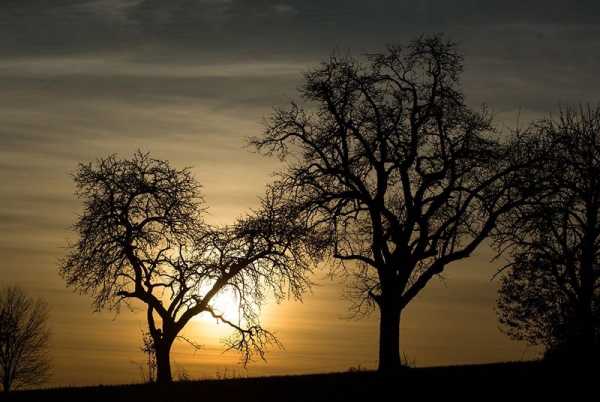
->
138, 330, 157, 383
0, 286, 51, 392
495, 105, 600, 362
252, 35, 543, 372
61, 151, 319, 384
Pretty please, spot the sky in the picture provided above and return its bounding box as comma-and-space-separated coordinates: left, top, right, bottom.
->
1, 0, 600, 387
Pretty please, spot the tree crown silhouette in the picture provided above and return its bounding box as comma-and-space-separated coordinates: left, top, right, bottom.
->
0, 286, 50, 392
61, 151, 318, 383
495, 105, 600, 360
253, 35, 541, 371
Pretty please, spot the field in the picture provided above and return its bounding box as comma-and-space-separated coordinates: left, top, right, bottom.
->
5, 361, 588, 401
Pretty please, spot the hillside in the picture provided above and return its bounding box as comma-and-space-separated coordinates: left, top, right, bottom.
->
5, 361, 587, 401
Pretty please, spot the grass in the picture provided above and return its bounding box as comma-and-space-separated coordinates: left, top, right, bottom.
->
4, 361, 591, 401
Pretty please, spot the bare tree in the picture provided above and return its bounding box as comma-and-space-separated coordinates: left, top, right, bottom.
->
61, 152, 317, 383
495, 105, 600, 362
139, 331, 157, 383
0, 286, 50, 392
252, 35, 541, 372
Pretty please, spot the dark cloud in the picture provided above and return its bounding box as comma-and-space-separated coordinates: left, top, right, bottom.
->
0, 0, 138, 56
3, 0, 600, 58
2, 0, 599, 179
122, 0, 600, 62
2, 0, 599, 118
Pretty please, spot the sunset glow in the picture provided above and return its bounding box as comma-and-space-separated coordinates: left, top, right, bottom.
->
2, 1, 599, 392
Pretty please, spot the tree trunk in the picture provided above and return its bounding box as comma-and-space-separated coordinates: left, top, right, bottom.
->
576, 302, 596, 363
578, 209, 597, 363
2, 375, 11, 393
155, 341, 173, 384
377, 302, 402, 373
582, 312, 596, 358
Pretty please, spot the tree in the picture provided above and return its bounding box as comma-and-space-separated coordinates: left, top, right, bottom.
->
252, 35, 539, 372
0, 286, 51, 392
495, 105, 600, 362
61, 152, 317, 383
139, 330, 157, 383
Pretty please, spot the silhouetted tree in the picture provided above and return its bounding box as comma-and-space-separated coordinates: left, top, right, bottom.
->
495, 105, 600, 362
61, 152, 318, 383
252, 35, 540, 372
0, 286, 50, 392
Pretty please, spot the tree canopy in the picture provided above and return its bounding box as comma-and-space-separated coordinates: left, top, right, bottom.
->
61, 152, 319, 382
495, 105, 600, 360
253, 35, 541, 371
0, 286, 50, 392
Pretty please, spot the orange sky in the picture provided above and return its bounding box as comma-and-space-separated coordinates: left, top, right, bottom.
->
0, 84, 539, 386
3, 0, 600, 388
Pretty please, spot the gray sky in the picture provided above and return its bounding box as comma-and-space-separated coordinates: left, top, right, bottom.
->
1, 0, 599, 386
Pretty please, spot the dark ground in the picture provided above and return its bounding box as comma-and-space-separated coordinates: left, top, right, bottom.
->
3, 362, 589, 401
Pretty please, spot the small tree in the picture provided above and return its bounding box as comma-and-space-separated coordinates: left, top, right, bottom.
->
61, 152, 317, 383
253, 35, 540, 371
139, 331, 157, 383
495, 105, 600, 361
0, 286, 51, 392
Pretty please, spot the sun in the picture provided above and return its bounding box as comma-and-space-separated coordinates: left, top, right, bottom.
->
210, 288, 241, 322
191, 285, 243, 328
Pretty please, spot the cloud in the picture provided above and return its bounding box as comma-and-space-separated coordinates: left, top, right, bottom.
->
0, 56, 308, 79
3, 1, 599, 58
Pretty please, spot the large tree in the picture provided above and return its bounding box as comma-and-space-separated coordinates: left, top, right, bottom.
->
253, 35, 539, 371
495, 105, 600, 361
0, 286, 50, 392
61, 152, 317, 383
